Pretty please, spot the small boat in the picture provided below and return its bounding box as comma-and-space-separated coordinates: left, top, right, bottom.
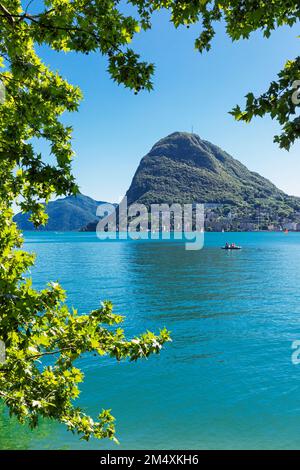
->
221, 245, 241, 250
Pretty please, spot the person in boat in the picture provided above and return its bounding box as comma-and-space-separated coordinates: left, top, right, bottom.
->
225, 242, 229, 249
231, 243, 235, 248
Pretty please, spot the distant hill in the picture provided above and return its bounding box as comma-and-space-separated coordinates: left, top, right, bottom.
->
14, 194, 107, 231
126, 132, 300, 217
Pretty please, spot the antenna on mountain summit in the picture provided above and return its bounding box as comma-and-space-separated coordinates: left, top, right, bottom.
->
191, 125, 194, 134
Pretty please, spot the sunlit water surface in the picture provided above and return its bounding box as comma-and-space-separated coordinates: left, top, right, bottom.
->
1, 232, 300, 450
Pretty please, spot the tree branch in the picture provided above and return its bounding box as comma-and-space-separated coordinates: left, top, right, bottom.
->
27, 346, 77, 360
0, 3, 14, 25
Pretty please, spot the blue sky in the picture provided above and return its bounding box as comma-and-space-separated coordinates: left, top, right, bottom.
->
37, 9, 300, 203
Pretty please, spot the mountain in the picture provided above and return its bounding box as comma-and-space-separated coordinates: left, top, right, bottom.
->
25, 133, 300, 233
126, 132, 300, 217
14, 194, 107, 231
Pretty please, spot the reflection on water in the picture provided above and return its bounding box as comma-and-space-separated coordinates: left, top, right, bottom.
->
1, 232, 300, 449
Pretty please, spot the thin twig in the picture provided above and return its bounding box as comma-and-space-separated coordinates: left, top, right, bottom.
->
0, 3, 14, 25
27, 346, 77, 360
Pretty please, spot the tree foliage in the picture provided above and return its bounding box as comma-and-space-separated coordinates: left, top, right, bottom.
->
0, 0, 299, 443
0, 0, 171, 442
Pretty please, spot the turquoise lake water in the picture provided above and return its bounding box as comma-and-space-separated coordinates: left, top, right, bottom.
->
1, 231, 300, 449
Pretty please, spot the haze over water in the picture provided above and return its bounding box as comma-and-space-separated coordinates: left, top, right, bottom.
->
1, 232, 300, 450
